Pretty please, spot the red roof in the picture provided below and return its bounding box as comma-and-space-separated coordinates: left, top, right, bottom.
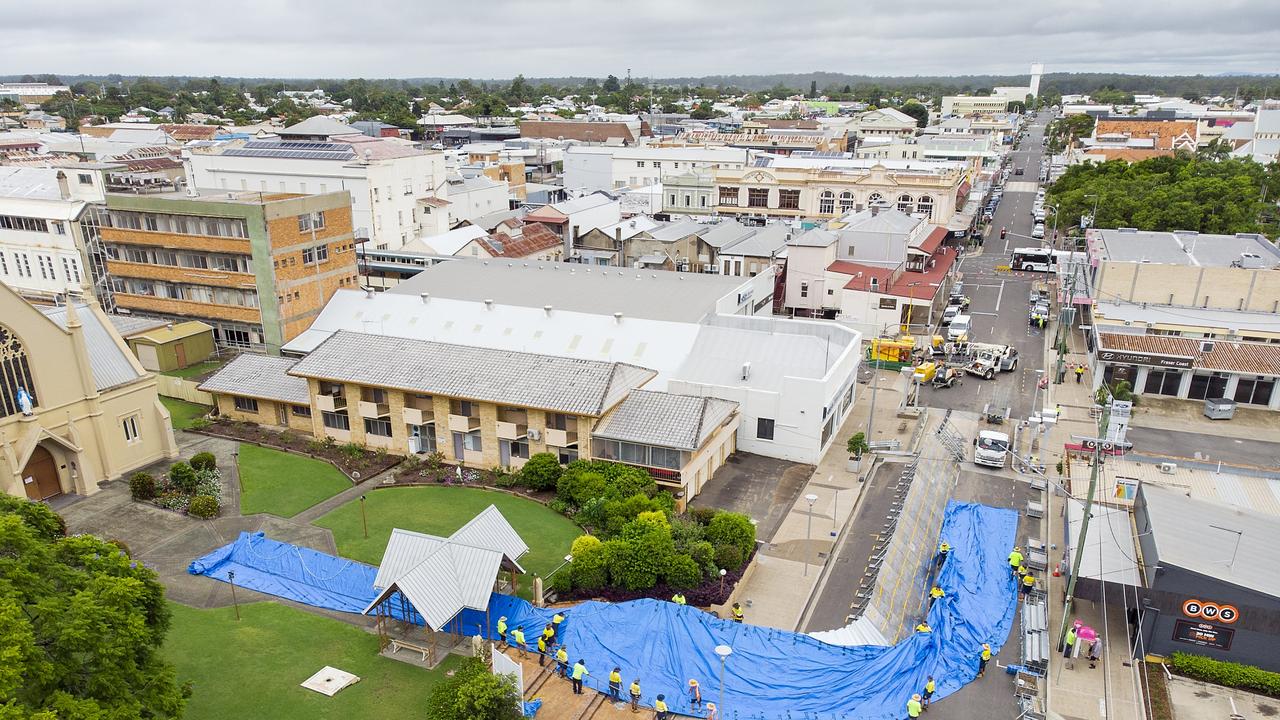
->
828, 247, 958, 300
489, 222, 562, 258
956, 181, 971, 202
912, 226, 948, 256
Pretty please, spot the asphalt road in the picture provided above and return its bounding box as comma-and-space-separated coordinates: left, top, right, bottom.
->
1126, 426, 1280, 469
919, 112, 1053, 423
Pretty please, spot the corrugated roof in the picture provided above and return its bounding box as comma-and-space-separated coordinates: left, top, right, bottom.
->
278, 116, 360, 137
720, 223, 789, 258
1098, 333, 1280, 376
106, 314, 170, 338
40, 303, 143, 391
1141, 483, 1280, 598
198, 354, 310, 405
593, 390, 738, 451
365, 505, 529, 630
133, 320, 213, 345
700, 220, 755, 249
288, 331, 655, 416
789, 228, 838, 248
649, 219, 708, 242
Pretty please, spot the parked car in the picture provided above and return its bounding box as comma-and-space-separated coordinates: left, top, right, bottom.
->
941, 305, 961, 326
1032, 223, 1045, 239
1015, 167, 1025, 175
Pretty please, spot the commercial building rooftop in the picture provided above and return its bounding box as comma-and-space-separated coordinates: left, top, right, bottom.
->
1089, 228, 1280, 268
388, 259, 750, 323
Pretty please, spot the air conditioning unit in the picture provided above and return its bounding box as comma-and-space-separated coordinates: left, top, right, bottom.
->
1200, 340, 1215, 353
528, 428, 541, 441
1158, 462, 1177, 474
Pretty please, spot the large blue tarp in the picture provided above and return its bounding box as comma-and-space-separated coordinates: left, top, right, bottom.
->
189, 501, 1018, 719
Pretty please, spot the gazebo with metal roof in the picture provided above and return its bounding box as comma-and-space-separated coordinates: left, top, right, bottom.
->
362, 505, 529, 666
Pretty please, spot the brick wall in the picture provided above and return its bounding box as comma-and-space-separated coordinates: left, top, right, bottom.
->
267, 205, 360, 343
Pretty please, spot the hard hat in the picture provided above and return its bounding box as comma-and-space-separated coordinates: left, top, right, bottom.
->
1014, 546, 1022, 552
983, 643, 991, 649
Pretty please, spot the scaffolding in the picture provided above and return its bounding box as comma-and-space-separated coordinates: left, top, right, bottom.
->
80, 207, 115, 312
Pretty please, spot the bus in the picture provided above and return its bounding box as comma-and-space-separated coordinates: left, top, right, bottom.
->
1010, 248, 1086, 273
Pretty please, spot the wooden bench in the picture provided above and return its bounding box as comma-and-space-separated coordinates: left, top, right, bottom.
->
389, 638, 433, 663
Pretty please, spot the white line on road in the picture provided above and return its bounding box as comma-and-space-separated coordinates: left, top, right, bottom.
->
971, 311, 1000, 316
995, 280, 1005, 312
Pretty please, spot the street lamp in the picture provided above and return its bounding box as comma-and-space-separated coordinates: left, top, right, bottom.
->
803, 493, 818, 577
359, 494, 368, 539
227, 570, 240, 621
1044, 204, 1060, 249
714, 644, 733, 716
718, 568, 727, 596
545, 554, 574, 580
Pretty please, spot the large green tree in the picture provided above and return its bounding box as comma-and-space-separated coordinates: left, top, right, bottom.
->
0, 497, 189, 719
425, 657, 521, 720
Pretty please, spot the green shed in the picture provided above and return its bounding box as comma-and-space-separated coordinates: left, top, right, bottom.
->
119, 320, 215, 372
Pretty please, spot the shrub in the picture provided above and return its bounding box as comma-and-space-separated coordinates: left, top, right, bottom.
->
168, 462, 198, 494
608, 517, 676, 591
1170, 653, 1280, 697
705, 511, 756, 563
558, 471, 608, 509
107, 538, 132, 557
570, 541, 610, 590
520, 453, 562, 491
714, 543, 743, 572
339, 443, 365, 463
549, 571, 573, 594
187, 495, 220, 519
129, 472, 157, 501
670, 516, 706, 553
689, 541, 717, 577
189, 452, 217, 472
305, 439, 328, 454
664, 554, 703, 590
0, 495, 67, 541
570, 534, 602, 557
547, 498, 571, 515
189, 417, 211, 430
847, 432, 869, 457
687, 506, 717, 526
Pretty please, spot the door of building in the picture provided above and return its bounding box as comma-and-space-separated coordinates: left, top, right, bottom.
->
499, 440, 512, 467
175, 342, 187, 368
21, 445, 62, 501
452, 432, 464, 461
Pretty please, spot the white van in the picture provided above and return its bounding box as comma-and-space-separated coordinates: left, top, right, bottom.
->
947, 314, 972, 341
974, 430, 1011, 468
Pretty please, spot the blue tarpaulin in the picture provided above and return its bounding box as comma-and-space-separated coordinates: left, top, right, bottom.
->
189, 501, 1018, 719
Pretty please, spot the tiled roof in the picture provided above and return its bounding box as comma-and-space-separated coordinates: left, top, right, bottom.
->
159, 124, 221, 141
1097, 333, 1280, 376
288, 331, 656, 416
911, 226, 948, 255
593, 390, 738, 451
419, 196, 451, 208
198, 354, 310, 405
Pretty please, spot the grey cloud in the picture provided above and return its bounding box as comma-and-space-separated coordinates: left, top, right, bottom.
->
2, 0, 1278, 78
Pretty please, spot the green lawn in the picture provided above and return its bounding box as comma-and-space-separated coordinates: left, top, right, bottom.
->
165, 602, 462, 720
160, 397, 210, 430
161, 359, 226, 380
237, 443, 352, 518
314, 486, 581, 584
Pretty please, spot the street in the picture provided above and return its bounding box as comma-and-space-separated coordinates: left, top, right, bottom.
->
921, 112, 1053, 422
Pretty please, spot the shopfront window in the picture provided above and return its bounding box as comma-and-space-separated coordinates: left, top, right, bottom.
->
1187, 372, 1228, 401
1142, 369, 1183, 396
1233, 376, 1276, 406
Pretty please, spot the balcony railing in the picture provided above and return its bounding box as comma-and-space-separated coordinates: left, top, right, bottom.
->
544, 428, 578, 447
496, 421, 528, 441
358, 401, 390, 419
316, 394, 346, 412
448, 414, 481, 433
402, 406, 434, 426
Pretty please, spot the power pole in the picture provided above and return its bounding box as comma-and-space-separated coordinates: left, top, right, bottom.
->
1056, 404, 1123, 651
1053, 260, 1077, 384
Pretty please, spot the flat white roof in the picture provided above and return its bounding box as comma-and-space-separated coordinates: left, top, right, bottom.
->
388, 258, 750, 323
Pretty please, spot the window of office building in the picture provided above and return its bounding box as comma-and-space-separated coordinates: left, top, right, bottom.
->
747, 188, 769, 208
718, 186, 740, 206
1234, 376, 1276, 406
779, 189, 800, 210
819, 191, 835, 214
897, 194, 914, 213
839, 192, 855, 213
1142, 369, 1183, 396
0, 215, 50, 233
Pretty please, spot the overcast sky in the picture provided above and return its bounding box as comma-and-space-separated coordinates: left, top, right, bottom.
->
6, 0, 1280, 80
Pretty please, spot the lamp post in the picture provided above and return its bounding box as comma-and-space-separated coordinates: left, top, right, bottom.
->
359, 494, 368, 539
227, 570, 240, 621
718, 568, 727, 596
714, 644, 733, 716
1045, 204, 1060, 249
545, 554, 574, 581
803, 493, 818, 577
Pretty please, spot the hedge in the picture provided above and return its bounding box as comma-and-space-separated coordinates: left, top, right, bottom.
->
1170, 652, 1280, 698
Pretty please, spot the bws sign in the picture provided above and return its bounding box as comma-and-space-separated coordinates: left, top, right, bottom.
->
1182, 598, 1240, 624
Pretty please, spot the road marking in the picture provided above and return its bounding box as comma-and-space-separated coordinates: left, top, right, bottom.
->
971, 311, 1000, 316
996, 279, 1005, 311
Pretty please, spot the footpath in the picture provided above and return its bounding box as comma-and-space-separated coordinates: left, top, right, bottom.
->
713, 373, 922, 631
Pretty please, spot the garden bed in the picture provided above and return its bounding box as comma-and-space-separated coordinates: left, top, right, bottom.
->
553, 547, 756, 609
196, 418, 401, 480
130, 453, 225, 519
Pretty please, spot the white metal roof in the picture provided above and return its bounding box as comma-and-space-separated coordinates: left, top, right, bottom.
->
676, 317, 856, 394
1066, 502, 1141, 587
403, 225, 488, 256
593, 390, 738, 451
365, 505, 529, 630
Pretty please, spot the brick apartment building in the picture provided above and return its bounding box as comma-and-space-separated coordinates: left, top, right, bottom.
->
99, 190, 359, 353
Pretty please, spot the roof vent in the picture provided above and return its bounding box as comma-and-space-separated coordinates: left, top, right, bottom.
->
365, 288, 374, 299
484, 299, 494, 310
420, 293, 430, 304
613, 312, 623, 323
544, 305, 553, 316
